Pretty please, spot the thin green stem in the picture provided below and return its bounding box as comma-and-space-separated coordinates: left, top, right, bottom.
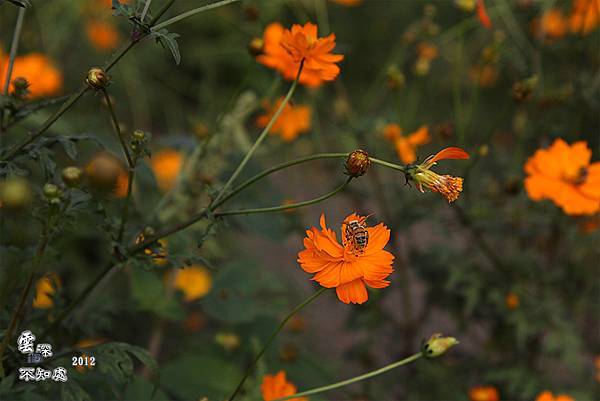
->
227, 288, 328, 401
118, 167, 136, 243
102, 89, 133, 168
151, 0, 242, 31
369, 157, 406, 172
2, 7, 25, 95
273, 352, 423, 401
141, 0, 153, 22
0, 226, 50, 377
216, 178, 352, 217
212, 59, 305, 205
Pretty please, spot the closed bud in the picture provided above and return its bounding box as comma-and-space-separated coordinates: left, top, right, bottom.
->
62, 166, 83, 187
86, 67, 109, 90
215, 332, 240, 352
133, 129, 146, 141
422, 333, 459, 358
43, 183, 62, 204
0, 177, 33, 210
345, 150, 371, 177
248, 37, 264, 57
512, 75, 538, 102
11, 77, 30, 97
386, 64, 405, 90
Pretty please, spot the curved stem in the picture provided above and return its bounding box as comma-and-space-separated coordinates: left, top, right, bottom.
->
151, 0, 242, 31
216, 177, 352, 217
369, 157, 406, 172
227, 287, 328, 401
273, 352, 423, 401
212, 59, 304, 206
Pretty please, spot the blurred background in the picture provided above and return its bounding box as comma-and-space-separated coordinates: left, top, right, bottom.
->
0, 0, 599, 400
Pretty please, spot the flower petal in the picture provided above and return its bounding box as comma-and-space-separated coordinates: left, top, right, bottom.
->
335, 279, 368, 304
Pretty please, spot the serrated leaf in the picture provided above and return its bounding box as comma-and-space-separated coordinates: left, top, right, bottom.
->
152, 29, 181, 65
94, 342, 158, 384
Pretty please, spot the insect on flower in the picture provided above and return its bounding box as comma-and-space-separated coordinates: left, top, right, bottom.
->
343, 214, 371, 255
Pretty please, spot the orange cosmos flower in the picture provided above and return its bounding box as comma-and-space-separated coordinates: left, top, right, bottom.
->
524, 139, 600, 215
383, 124, 431, 164
469, 386, 499, 401
257, 22, 343, 87
32, 273, 61, 309
532, 9, 568, 39
113, 170, 129, 198
331, 0, 362, 5
86, 20, 120, 51
569, 0, 600, 35
172, 265, 212, 301
476, 0, 493, 29
406, 147, 470, 202
150, 149, 183, 191
256, 97, 312, 142
535, 391, 575, 401
261, 371, 307, 401
505, 292, 520, 310
297, 213, 394, 305
0, 51, 62, 98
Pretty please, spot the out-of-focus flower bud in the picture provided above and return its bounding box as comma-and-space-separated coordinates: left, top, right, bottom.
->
422, 333, 459, 358
455, 0, 475, 12
512, 75, 538, 102
0, 177, 33, 210
62, 166, 83, 187
215, 332, 241, 352
386, 64, 405, 90
86, 152, 125, 191
279, 343, 298, 362
43, 183, 62, 204
413, 58, 431, 76
86, 67, 109, 90
244, 4, 259, 21
505, 292, 520, 310
345, 150, 371, 177
478, 144, 489, 157
248, 37, 265, 57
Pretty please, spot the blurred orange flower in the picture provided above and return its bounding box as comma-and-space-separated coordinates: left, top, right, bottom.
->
0, 51, 62, 98
150, 149, 183, 191
113, 171, 129, 198
476, 0, 492, 29
524, 139, 600, 215
297, 213, 394, 305
569, 0, 600, 35
32, 273, 61, 309
505, 292, 520, 310
256, 97, 312, 142
173, 266, 212, 301
532, 9, 568, 39
74, 338, 105, 373
417, 42, 439, 62
384, 124, 430, 164
470, 64, 499, 87
535, 391, 575, 401
257, 22, 343, 87
261, 371, 307, 401
408, 147, 470, 202
331, 0, 362, 5
86, 21, 120, 51
469, 386, 499, 401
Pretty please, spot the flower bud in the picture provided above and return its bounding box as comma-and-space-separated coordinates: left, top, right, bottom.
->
86, 152, 124, 191
248, 37, 264, 57
345, 150, 371, 177
422, 333, 459, 358
86, 67, 109, 90
62, 166, 83, 187
11, 77, 30, 98
0, 177, 33, 210
43, 183, 62, 204
386, 64, 405, 90
512, 75, 538, 102
133, 129, 146, 141
215, 332, 240, 352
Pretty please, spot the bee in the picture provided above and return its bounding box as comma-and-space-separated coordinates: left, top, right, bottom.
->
344, 215, 371, 254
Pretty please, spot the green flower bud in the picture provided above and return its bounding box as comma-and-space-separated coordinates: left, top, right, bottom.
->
422, 333, 459, 358
62, 166, 83, 187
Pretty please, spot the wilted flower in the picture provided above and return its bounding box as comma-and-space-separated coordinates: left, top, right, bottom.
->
405, 147, 470, 202
33, 274, 61, 309
0, 51, 63, 98
150, 149, 183, 191
345, 149, 371, 177
173, 266, 212, 301
524, 139, 600, 215
297, 213, 394, 305
383, 124, 430, 164
469, 386, 500, 401
261, 371, 307, 401
535, 391, 575, 401
422, 333, 459, 358
257, 22, 343, 87
256, 97, 312, 142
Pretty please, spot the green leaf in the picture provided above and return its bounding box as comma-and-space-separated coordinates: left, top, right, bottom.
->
111, 0, 133, 17
152, 29, 181, 65
130, 267, 185, 320
95, 342, 158, 384
60, 379, 92, 401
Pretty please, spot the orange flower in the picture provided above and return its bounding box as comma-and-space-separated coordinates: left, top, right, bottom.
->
407, 147, 470, 202
113, 171, 129, 198
297, 213, 394, 305
150, 149, 183, 191
257, 22, 343, 87
261, 371, 307, 401
256, 97, 312, 142
330, 0, 362, 5
86, 20, 120, 51
0, 51, 62, 98
470, 64, 499, 87
469, 386, 499, 401
524, 139, 600, 215
173, 266, 212, 301
417, 42, 439, 62
383, 124, 431, 164
32, 273, 61, 309
569, 0, 600, 35
505, 292, 520, 310
532, 9, 568, 39
476, 0, 493, 29
535, 391, 575, 401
